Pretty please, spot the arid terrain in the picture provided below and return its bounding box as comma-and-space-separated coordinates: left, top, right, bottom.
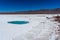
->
0, 8, 60, 40
0, 8, 60, 14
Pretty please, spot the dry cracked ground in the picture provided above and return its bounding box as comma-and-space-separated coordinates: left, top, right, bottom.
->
0, 14, 60, 40
13, 14, 60, 40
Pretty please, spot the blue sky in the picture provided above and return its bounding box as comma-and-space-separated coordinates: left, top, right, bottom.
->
0, 0, 60, 12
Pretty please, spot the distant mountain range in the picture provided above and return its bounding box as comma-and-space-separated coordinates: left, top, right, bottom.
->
0, 8, 60, 14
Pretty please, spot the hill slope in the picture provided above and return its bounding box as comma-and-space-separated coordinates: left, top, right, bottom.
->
0, 8, 60, 14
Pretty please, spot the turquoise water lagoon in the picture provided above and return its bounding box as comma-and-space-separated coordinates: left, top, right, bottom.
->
8, 21, 29, 24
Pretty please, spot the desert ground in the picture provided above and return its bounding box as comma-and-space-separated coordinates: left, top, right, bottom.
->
0, 14, 60, 40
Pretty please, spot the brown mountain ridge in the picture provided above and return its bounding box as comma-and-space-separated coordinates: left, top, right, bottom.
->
0, 8, 60, 14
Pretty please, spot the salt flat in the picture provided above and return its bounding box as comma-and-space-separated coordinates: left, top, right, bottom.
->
0, 14, 59, 40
